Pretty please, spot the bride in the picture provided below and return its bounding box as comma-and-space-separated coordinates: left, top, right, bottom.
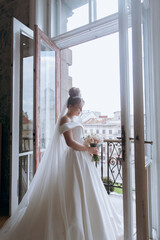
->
0, 87, 123, 240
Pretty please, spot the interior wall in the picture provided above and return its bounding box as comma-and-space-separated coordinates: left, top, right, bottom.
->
0, 0, 30, 214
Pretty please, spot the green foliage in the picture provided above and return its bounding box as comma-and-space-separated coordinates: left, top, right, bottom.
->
103, 177, 114, 192
103, 178, 123, 194
114, 183, 123, 194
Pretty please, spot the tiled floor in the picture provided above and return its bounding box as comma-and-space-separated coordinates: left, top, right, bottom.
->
110, 192, 137, 239
0, 193, 137, 238
0, 194, 132, 227
1, 195, 157, 239
0, 193, 132, 226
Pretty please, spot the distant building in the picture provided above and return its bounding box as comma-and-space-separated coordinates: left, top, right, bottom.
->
82, 110, 121, 140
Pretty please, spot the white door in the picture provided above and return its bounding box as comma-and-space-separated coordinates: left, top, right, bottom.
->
11, 18, 60, 215
11, 18, 34, 214
119, 1, 154, 239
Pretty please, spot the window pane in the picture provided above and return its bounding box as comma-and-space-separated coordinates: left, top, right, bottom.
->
62, 0, 89, 33
19, 33, 34, 153
96, 0, 118, 20
19, 156, 28, 202
53, 0, 123, 36
19, 32, 34, 203
40, 40, 56, 150
109, 130, 112, 134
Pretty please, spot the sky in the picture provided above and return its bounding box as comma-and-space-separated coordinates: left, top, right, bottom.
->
69, 35, 121, 117
67, 2, 121, 117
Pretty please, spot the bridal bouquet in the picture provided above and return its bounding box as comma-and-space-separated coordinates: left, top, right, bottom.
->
83, 134, 102, 162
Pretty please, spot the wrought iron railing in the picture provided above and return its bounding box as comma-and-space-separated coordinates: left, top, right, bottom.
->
96, 139, 123, 194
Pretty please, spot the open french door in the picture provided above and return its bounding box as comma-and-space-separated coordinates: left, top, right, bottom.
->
33, 25, 60, 171
119, 1, 153, 239
11, 18, 60, 215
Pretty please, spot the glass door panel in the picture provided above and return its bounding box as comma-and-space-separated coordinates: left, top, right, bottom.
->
96, 0, 118, 20
19, 32, 34, 203
34, 25, 60, 170
19, 33, 34, 153
40, 40, 56, 153
67, 0, 89, 32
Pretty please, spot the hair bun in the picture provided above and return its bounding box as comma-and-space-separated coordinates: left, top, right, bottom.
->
69, 87, 81, 98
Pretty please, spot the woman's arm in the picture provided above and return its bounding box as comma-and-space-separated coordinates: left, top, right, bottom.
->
63, 130, 98, 155
60, 116, 98, 154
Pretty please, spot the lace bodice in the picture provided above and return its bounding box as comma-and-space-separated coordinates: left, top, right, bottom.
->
59, 121, 84, 143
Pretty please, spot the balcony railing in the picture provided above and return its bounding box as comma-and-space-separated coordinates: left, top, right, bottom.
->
96, 139, 123, 194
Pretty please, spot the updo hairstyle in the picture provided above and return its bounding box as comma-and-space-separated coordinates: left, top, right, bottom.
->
67, 87, 84, 107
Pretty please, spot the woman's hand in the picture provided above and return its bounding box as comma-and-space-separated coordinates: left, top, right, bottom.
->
86, 146, 98, 155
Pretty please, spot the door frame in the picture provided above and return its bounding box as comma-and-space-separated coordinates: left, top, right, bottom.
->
131, 1, 149, 239
11, 18, 33, 215
118, 1, 133, 239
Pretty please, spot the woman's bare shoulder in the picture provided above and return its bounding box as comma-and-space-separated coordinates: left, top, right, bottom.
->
60, 115, 70, 126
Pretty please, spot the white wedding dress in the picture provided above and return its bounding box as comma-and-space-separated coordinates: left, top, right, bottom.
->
0, 103, 123, 240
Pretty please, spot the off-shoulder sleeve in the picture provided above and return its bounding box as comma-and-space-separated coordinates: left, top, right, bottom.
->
59, 122, 83, 134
